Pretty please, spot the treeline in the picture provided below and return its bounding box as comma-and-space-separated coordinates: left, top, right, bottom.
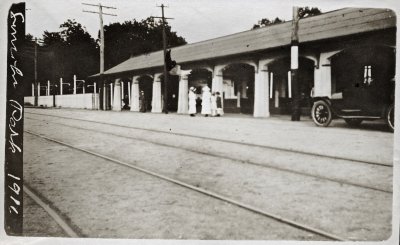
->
21, 18, 187, 96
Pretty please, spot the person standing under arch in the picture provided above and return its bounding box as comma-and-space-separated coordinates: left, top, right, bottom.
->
139, 90, 146, 112
215, 91, 223, 116
201, 85, 211, 117
211, 92, 217, 116
188, 87, 197, 116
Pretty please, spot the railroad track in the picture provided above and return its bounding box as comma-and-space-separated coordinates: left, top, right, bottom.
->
25, 111, 392, 167
23, 184, 79, 237
25, 114, 392, 194
25, 130, 346, 241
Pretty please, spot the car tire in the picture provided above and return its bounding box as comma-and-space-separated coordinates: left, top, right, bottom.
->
312, 100, 332, 127
344, 118, 363, 127
386, 104, 394, 132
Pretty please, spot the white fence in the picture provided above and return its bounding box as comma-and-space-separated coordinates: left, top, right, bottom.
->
24, 93, 99, 110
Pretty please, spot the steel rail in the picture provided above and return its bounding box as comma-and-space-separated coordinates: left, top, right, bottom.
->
25, 116, 392, 194
23, 184, 79, 237
25, 130, 347, 241
24, 111, 393, 168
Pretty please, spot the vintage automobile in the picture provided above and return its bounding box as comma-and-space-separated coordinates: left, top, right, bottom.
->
311, 78, 395, 132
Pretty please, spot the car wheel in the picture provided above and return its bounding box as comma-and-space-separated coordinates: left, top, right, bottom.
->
312, 100, 332, 127
344, 118, 363, 127
386, 104, 394, 132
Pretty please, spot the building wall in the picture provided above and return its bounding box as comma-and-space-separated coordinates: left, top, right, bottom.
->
24, 94, 99, 109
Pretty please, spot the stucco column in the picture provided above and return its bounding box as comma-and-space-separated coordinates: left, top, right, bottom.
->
151, 73, 162, 113
128, 81, 131, 106
102, 81, 107, 111
60, 78, 63, 95
121, 81, 124, 99
32, 83, 34, 96
130, 76, 140, 112
254, 59, 272, 118
73, 75, 77, 94
112, 79, 122, 111
212, 65, 224, 93
47, 80, 50, 96
314, 51, 340, 97
253, 66, 270, 118
177, 70, 191, 114
110, 83, 114, 108
38, 82, 41, 96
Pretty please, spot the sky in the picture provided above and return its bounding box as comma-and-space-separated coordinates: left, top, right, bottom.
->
21, 0, 400, 44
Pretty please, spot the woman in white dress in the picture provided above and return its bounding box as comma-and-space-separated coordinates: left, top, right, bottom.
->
211, 92, 217, 116
201, 85, 211, 117
188, 87, 197, 116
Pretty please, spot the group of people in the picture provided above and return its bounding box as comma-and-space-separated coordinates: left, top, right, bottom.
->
131, 86, 223, 116
189, 85, 223, 117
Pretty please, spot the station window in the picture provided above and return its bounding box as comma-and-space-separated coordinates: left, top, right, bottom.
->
363, 65, 373, 85
223, 80, 237, 99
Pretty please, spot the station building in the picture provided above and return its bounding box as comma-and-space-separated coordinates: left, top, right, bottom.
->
91, 8, 396, 117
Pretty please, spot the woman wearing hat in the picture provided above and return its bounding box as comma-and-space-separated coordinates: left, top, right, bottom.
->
188, 87, 197, 116
201, 85, 212, 117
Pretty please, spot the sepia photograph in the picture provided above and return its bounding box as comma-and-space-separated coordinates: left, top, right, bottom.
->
1, 0, 399, 244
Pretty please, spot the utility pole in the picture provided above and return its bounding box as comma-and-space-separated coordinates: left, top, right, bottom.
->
34, 37, 38, 106
82, 2, 116, 110
152, 4, 173, 114
291, 6, 300, 121
52, 80, 57, 107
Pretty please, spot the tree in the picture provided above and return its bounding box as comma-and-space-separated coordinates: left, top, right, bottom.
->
298, 7, 322, 18
252, 17, 284, 29
20, 34, 36, 96
21, 18, 188, 96
103, 17, 187, 69
40, 20, 99, 94
20, 20, 99, 96
252, 7, 322, 29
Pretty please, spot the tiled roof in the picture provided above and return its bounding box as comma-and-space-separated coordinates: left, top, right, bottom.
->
96, 8, 396, 77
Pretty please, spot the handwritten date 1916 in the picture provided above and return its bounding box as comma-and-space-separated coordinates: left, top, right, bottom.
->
5, 3, 25, 235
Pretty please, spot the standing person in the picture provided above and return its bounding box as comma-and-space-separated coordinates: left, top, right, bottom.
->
196, 95, 202, 113
139, 90, 146, 112
211, 92, 217, 116
122, 95, 130, 110
216, 91, 223, 116
188, 87, 197, 117
201, 85, 211, 117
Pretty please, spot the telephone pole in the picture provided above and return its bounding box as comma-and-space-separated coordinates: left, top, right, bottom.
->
152, 4, 173, 114
291, 6, 301, 121
34, 37, 38, 106
82, 2, 116, 110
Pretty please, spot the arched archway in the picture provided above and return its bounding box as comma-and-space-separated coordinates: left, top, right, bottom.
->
222, 63, 255, 114
101, 79, 113, 110
188, 68, 213, 113
138, 75, 153, 111
161, 74, 180, 112
120, 77, 131, 109
188, 68, 212, 91
268, 57, 315, 115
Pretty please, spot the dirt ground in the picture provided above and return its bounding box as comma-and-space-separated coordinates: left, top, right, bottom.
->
23, 133, 325, 240
22, 108, 394, 240
23, 192, 67, 237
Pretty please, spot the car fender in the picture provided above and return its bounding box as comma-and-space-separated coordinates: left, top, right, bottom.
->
312, 96, 331, 104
